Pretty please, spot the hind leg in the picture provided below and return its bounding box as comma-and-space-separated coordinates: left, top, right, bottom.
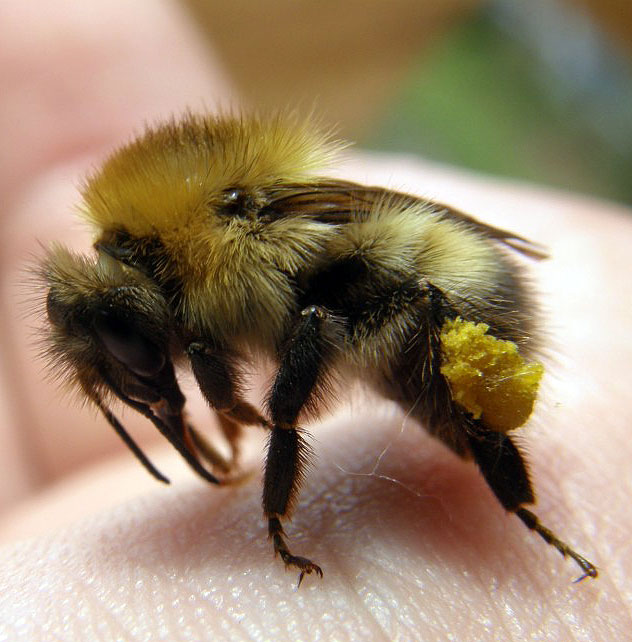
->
376, 283, 597, 579
466, 426, 597, 580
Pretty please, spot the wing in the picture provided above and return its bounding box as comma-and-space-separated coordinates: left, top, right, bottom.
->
261, 180, 548, 260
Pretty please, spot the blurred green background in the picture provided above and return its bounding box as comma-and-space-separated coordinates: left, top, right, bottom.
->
187, 0, 632, 206
370, 3, 632, 205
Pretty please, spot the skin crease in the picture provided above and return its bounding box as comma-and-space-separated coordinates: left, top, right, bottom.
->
1, 2, 631, 641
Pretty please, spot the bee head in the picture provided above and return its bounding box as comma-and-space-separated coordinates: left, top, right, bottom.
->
39, 246, 217, 485
41, 246, 175, 403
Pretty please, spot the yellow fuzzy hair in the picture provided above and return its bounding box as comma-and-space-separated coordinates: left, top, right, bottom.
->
329, 196, 507, 367
328, 195, 503, 294
79, 113, 344, 344
81, 112, 343, 237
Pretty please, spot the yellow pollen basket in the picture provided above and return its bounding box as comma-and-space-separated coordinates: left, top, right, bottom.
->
440, 318, 544, 433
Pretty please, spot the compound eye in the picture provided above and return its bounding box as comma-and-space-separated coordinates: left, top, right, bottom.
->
93, 309, 165, 378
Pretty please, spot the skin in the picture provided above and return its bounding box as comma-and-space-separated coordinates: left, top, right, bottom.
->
1, 1, 631, 640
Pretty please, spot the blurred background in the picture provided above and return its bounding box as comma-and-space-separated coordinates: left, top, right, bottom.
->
187, 0, 632, 205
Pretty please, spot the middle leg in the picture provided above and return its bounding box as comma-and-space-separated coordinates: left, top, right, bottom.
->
263, 305, 345, 584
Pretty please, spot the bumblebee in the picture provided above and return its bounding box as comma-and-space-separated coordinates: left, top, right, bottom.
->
40, 113, 597, 583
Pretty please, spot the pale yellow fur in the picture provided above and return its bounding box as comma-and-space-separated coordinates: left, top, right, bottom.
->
328, 199, 504, 367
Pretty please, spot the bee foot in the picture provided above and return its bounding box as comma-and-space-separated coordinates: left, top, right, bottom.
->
279, 553, 323, 587
268, 516, 323, 586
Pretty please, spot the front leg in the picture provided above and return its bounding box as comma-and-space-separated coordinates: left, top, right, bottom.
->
264, 305, 345, 585
187, 341, 269, 472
